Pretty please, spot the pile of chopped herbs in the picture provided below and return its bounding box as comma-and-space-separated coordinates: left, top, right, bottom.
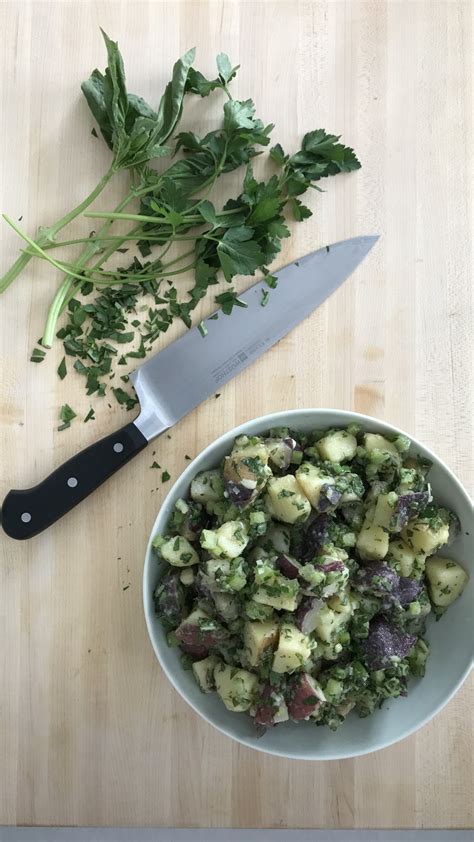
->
1, 30, 361, 423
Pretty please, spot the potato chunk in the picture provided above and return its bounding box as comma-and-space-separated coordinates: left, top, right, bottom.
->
272, 623, 312, 673
295, 462, 337, 510
200, 520, 249, 559
364, 433, 399, 458
401, 520, 449, 556
192, 655, 220, 693
316, 430, 357, 463
387, 539, 418, 577
265, 475, 311, 524
244, 620, 279, 667
159, 535, 200, 567
372, 494, 396, 530
214, 663, 258, 711
314, 593, 353, 642
356, 503, 389, 561
425, 556, 469, 607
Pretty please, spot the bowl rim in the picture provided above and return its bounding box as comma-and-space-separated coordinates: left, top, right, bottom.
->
143, 407, 473, 760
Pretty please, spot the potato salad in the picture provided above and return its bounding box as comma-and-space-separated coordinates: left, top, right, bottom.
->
153, 425, 468, 732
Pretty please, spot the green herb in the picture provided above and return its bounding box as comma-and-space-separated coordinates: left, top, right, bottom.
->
84, 407, 95, 422
162, 470, 171, 482
57, 357, 67, 379
58, 403, 77, 430
30, 347, 46, 363
150, 461, 161, 469
180, 653, 194, 671
215, 289, 248, 315
0, 34, 361, 411
261, 289, 270, 307
112, 386, 138, 410
184, 454, 192, 461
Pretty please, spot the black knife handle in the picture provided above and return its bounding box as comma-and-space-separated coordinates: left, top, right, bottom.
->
1, 421, 148, 540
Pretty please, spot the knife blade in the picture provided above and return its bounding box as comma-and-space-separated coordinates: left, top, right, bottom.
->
1, 235, 378, 539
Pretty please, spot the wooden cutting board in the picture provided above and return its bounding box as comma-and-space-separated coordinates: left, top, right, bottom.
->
0, 0, 472, 829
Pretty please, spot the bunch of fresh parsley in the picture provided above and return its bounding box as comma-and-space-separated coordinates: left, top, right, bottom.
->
1, 30, 361, 424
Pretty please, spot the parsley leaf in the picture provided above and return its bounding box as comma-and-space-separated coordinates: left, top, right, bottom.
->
217, 226, 264, 281
57, 357, 67, 379
215, 289, 248, 315
58, 403, 77, 431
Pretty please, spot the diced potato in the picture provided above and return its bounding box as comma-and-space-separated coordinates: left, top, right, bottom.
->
314, 593, 353, 642
244, 620, 279, 667
295, 462, 335, 509
190, 470, 224, 503
159, 535, 200, 567
254, 687, 289, 725
316, 430, 357, 463
265, 475, 311, 524
176, 608, 227, 658
273, 699, 290, 723
253, 559, 300, 609
401, 520, 449, 556
179, 568, 195, 585
244, 600, 276, 622
200, 520, 249, 559
214, 663, 259, 711
213, 592, 239, 622
272, 623, 312, 673
372, 494, 396, 530
253, 584, 299, 612
357, 525, 389, 560
192, 655, 220, 693
203, 558, 247, 592
387, 539, 417, 577
356, 504, 389, 560
425, 556, 469, 607
364, 433, 399, 458
287, 673, 325, 720
223, 443, 271, 504
260, 524, 291, 554
231, 441, 270, 464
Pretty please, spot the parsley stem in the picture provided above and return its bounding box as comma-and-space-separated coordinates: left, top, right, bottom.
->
48, 166, 117, 238
27, 233, 196, 249
85, 211, 181, 224
91, 252, 197, 284
84, 205, 242, 227
2, 215, 85, 280
42, 189, 137, 346
0, 165, 115, 295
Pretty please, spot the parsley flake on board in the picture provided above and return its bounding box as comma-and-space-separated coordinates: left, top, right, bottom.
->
57, 403, 77, 431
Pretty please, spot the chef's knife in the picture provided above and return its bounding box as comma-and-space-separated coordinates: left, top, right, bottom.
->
1, 235, 378, 539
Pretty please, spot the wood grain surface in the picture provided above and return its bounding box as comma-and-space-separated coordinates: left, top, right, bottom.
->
0, 0, 472, 829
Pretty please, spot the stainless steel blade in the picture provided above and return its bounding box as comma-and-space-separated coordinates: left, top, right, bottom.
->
131, 235, 379, 440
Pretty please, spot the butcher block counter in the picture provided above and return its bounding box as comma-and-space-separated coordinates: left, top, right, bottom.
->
0, 0, 472, 830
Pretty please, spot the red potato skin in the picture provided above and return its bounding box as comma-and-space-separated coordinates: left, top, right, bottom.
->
254, 701, 277, 727
294, 597, 322, 634
175, 619, 226, 658
276, 554, 301, 580
286, 673, 322, 721
254, 684, 281, 726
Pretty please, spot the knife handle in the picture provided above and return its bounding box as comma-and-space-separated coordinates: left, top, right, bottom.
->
1, 421, 148, 540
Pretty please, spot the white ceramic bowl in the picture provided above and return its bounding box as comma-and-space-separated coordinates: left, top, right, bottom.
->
143, 409, 473, 760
